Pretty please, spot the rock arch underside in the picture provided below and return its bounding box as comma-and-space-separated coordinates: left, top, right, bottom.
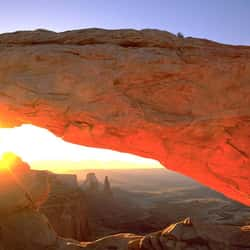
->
0, 28, 250, 207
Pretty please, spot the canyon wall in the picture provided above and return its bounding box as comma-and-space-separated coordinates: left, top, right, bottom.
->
39, 173, 92, 241
0, 29, 250, 204
1, 154, 250, 250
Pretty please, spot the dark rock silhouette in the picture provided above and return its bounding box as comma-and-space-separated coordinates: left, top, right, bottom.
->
39, 172, 92, 241
83, 173, 100, 192
1, 153, 250, 249
2, 29, 250, 205
103, 176, 113, 198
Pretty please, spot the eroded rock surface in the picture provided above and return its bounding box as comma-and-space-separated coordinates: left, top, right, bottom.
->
83, 173, 100, 192
138, 218, 250, 250
1, 153, 250, 250
0, 29, 250, 204
40, 173, 92, 241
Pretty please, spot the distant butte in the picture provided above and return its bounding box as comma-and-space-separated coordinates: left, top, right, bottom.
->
1, 154, 250, 250
0, 28, 250, 205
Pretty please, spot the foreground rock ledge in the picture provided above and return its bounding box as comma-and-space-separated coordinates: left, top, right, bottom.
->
1, 154, 250, 250
0, 28, 250, 205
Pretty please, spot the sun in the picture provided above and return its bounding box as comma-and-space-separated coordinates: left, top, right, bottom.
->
0, 152, 18, 171
0, 124, 162, 171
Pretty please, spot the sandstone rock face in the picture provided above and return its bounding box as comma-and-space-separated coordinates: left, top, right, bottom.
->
1, 154, 250, 250
0, 154, 58, 250
0, 153, 50, 214
0, 154, 91, 244
55, 174, 78, 189
39, 173, 92, 241
83, 173, 100, 192
138, 218, 250, 250
103, 176, 113, 198
0, 29, 250, 205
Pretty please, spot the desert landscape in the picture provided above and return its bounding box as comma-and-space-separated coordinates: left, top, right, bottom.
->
1, 153, 250, 250
1, 1, 250, 249
51, 167, 250, 239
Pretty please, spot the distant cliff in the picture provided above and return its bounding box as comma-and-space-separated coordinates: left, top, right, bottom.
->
1, 153, 250, 250
39, 172, 92, 241
55, 174, 78, 189
1, 28, 250, 206
103, 176, 113, 198
82, 173, 113, 199
83, 173, 100, 193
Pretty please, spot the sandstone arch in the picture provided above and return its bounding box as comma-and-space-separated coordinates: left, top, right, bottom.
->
0, 28, 250, 205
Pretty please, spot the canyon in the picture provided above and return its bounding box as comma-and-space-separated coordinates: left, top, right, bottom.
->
1, 153, 250, 250
1, 28, 250, 249
39, 172, 91, 241
0, 28, 250, 205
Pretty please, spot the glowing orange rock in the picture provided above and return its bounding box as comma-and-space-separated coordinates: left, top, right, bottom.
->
0, 29, 250, 205
0, 153, 50, 215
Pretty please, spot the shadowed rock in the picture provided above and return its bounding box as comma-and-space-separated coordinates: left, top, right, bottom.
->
103, 176, 113, 198
0, 153, 250, 249
39, 172, 92, 241
83, 173, 100, 192
0, 29, 250, 205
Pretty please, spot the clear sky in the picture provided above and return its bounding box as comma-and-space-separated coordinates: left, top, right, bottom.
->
0, 0, 249, 45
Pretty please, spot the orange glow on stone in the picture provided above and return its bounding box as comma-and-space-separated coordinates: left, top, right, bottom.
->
0, 152, 17, 171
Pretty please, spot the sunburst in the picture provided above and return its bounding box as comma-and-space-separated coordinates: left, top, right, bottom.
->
0, 152, 17, 171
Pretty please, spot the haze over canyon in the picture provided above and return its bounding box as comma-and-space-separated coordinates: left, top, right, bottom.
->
0, 28, 250, 205
0, 26, 250, 250
1, 152, 250, 250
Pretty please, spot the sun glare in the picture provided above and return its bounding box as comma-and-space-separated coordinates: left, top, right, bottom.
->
0, 124, 162, 171
0, 152, 17, 171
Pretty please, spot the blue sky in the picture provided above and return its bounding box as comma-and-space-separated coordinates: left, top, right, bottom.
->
0, 0, 249, 45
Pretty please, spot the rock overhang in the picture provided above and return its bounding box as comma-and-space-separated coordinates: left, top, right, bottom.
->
0, 28, 250, 205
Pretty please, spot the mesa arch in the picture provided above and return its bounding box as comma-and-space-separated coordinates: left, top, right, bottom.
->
0, 28, 250, 205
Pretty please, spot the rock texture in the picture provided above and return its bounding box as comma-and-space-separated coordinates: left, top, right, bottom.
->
103, 176, 113, 198
0, 29, 250, 205
1, 153, 250, 250
83, 173, 100, 192
138, 218, 250, 250
39, 172, 92, 241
